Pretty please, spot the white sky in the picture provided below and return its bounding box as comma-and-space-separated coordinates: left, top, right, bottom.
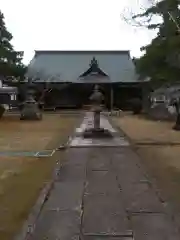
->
1, 0, 157, 64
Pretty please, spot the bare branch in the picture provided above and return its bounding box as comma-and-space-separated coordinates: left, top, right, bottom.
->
120, 0, 160, 28
120, 10, 153, 27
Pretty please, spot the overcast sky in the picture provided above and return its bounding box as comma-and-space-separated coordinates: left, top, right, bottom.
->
1, 0, 157, 64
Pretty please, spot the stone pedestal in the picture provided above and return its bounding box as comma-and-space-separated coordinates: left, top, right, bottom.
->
83, 127, 113, 139
93, 109, 100, 130
83, 106, 112, 139
20, 97, 42, 120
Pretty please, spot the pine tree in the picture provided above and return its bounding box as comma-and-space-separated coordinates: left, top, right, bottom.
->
0, 10, 26, 79
133, 0, 180, 84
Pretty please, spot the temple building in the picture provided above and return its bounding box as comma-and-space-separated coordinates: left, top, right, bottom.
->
26, 50, 148, 110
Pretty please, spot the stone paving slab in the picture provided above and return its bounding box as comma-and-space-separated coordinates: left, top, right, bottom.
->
44, 181, 84, 211
87, 151, 112, 171
30, 210, 80, 240
63, 148, 90, 166
116, 165, 148, 187
82, 194, 131, 236
121, 182, 164, 213
85, 170, 119, 195
113, 160, 143, 174
58, 163, 86, 182
112, 149, 148, 185
131, 213, 180, 240
111, 148, 142, 166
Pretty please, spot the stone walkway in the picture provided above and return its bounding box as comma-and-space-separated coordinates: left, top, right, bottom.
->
29, 113, 180, 240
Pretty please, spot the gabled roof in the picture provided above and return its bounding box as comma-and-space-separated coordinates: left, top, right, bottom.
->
26, 50, 139, 83
79, 57, 108, 77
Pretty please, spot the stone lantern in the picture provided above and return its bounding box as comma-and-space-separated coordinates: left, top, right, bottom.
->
83, 85, 112, 138
20, 81, 42, 120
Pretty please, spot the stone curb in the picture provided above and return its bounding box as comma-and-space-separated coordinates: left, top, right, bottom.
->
135, 141, 180, 146
13, 115, 83, 240
14, 155, 64, 240
14, 180, 54, 240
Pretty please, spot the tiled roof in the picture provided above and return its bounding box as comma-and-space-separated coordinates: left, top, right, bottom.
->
26, 50, 139, 83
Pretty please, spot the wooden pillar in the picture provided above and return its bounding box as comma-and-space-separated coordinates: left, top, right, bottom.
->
110, 85, 114, 111
142, 83, 150, 113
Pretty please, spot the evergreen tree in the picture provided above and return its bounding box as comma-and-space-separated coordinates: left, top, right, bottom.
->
132, 0, 180, 84
0, 10, 26, 79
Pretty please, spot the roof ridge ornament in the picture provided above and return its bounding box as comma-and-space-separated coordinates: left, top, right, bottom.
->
90, 57, 98, 65
79, 56, 108, 78
90, 57, 99, 72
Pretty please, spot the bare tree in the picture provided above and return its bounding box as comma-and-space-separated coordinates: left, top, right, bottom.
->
121, 0, 160, 28
121, 0, 180, 31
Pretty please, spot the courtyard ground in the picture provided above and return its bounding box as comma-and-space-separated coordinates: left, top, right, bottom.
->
113, 113, 180, 217
0, 113, 80, 240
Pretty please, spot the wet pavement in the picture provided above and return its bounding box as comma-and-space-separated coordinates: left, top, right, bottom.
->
28, 113, 180, 240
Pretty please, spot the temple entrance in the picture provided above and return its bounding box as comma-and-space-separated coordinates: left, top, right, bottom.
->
38, 82, 143, 110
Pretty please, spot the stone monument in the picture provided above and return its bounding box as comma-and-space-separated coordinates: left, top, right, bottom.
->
20, 85, 42, 120
83, 85, 113, 138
